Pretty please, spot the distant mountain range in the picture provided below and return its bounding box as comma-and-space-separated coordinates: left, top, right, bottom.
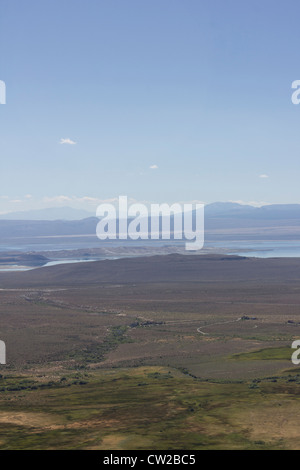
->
205, 202, 300, 219
2, 202, 300, 221
0, 206, 94, 220
0, 202, 300, 244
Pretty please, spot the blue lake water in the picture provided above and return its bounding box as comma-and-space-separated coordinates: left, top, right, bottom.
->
1, 239, 300, 272
206, 240, 300, 258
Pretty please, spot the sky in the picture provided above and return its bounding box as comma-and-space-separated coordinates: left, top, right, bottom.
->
1, 0, 300, 214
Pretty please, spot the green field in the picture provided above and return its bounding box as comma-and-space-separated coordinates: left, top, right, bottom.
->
0, 366, 299, 450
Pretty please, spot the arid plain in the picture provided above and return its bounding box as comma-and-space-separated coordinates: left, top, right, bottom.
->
0, 254, 299, 449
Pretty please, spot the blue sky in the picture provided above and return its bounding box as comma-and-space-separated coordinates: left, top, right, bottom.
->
1, 0, 300, 213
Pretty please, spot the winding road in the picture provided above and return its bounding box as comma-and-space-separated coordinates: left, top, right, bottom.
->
197, 317, 242, 335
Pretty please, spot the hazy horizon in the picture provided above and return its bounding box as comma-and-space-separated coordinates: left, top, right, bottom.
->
0, 200, 299, 221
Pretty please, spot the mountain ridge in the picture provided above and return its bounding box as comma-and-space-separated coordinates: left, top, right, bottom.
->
1, 201, 300, 221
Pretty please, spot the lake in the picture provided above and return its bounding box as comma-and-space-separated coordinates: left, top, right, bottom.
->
207, 240, 300, 258
1, 239, 300, 272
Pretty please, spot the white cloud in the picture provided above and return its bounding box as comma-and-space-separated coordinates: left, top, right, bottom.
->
59, 138, 77, 145
149, 164, 158, 170
43, 195, 73, 204
259, 174, 269, 179
230, 200, 271, 207
41, 195, 127, 207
